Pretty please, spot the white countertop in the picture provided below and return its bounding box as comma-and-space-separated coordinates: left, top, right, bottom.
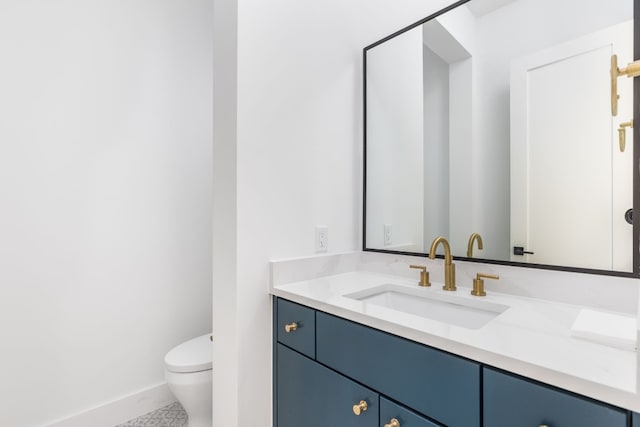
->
271, 270, 640, 412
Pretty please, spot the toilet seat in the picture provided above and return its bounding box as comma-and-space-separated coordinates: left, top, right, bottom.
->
164, 333, 212, 373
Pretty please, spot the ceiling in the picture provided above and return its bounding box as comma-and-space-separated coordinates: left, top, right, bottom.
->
465, 0, 517, 17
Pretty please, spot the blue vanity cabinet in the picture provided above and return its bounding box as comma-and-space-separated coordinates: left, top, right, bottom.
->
274, 297, 632, 427
483, 368, 628, 427
277, 343, 379, 427
380, 397, 441, 427
316, 312, 480, 427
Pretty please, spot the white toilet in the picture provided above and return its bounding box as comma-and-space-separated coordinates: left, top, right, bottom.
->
164, 333, 212, 427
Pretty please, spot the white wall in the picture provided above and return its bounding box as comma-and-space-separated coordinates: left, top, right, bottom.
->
422, 45, 449, 247
212, 0, 453, 426
0, 2, 213, 426
367, 28, 424, 251
212, 1, 640, 426
212, 0, 238, 425
418, 8, 476, 256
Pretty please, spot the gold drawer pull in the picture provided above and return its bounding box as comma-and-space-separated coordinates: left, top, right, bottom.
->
385, 418, 400, 427
352, 400, 368, 416
284, 322, 298, 333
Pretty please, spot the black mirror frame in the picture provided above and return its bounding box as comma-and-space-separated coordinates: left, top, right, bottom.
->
362, 0, 640, 278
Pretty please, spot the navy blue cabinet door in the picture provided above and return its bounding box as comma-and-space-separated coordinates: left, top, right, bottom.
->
484, 368, 627, 427
634, 412, 640, 426
316, 312, 480, 427
277, 344, 379, 427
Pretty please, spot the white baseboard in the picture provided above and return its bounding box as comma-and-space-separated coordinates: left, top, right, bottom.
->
44, 382, 176, 427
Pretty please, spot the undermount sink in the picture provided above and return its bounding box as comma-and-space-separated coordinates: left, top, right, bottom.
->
345, 284, 509, 329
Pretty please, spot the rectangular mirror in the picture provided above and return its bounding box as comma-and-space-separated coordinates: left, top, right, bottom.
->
364, 0, 639, 276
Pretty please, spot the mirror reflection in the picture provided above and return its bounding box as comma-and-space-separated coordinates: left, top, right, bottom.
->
365, 0, 635, 273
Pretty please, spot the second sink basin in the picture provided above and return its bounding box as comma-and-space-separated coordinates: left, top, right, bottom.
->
345, 284, 509, 329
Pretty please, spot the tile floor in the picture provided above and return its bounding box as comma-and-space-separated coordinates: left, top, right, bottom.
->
115, 402, 187, 427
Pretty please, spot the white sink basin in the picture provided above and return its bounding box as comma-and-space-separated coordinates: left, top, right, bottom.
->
345, 284, 509, 329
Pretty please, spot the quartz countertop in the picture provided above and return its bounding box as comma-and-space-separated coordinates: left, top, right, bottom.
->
271, 270, 640, 412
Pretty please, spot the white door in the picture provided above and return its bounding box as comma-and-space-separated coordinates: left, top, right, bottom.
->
510, 21, 633, 271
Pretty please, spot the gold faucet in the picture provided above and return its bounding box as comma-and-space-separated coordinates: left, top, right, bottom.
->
467, 232, 483, 258
428, 236, 456, 291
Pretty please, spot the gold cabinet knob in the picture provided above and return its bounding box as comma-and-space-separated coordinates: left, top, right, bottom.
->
284, 322, 298, 333
352, 400, 368, 416
384, 418, 400, 427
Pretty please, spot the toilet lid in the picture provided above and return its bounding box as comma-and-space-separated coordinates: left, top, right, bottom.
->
164, 333, 213, 373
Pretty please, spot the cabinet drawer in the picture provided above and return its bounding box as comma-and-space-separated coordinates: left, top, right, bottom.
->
380, 397, 441, 427
277, 298, 315, 358
316, 312, 480, 427
483, 368, 627, 427
277, 344, 378, 427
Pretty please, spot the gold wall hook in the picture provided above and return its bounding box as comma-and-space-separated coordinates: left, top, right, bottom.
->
618, 120, 633, 152
611, 55, 640, 116
467, 232, 483, 258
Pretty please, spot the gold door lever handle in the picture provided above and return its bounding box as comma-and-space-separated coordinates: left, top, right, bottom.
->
352, 400, 368, 416
284, 322, 298, 333
618, 120, 633, 152
611, 55, 640, 116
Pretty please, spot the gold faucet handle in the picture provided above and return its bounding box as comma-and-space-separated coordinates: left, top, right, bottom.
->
409, 264, 431, 287
471, 273, 500, 297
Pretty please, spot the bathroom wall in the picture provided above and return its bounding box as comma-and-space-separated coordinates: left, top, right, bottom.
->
215, 0, 640, 426
422, 44, 450, 249
367, 27, 424, 251
212, 0, 453, 426
0, 1, 212, 426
